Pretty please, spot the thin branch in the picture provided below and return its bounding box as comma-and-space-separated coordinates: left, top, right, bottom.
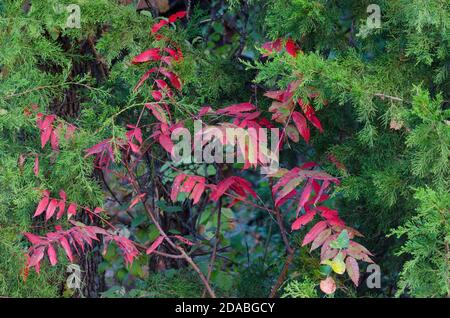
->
101, 170, 122, 205
270, 180, 293, 254
374, 93, 408, 103
123, 161, 217, 298
202, 198, 222, 297
268, 179, 295, 297
269, 249, 295, 298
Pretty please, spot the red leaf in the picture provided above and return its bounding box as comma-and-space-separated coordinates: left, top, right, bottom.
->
310, 228, 332, 251
132, 127, 143, 145
292, 111, 310, 143
168, 11, 187, 23
39, 115, 55, 148
146, 103, 168, 123
50, 130, 59, 151
320, 277, 336, 295
210, 176, 256, 204
23, 232, 44, 245
47, 244, 58, 266
40, 126, 53, 149
56, 200, 66, 220
155, 79, 169, 90
285, 39, 299, 57
67, 203, 77, 217
59, 236, 73, 262
171, 174, 187, 202
234, 177, 257, 198
130, 193, 146, 209
297, 179, 313, 214
164, 48, 183, 61
291, 210, 315, 231
346, 256, 360, 286
173, 235, 194, 246
93, 207, 103, 214
45, 199, 59, 221
274, 175, 304, 207
65, 124, 76, 140
264, 90, 285, 101
151, 19, 169, 33
317, 206, 339, 220
160, 68, 182, 90
59, 190, 67, 201
171, 175, 206, 204
190, 181, 206, 204
216, 102, 256, 116
33, 155, 39, 177
146, 236, 165, 255
261, 39, 283, 56
152, 90, 163, 101
313, 180, 330, 204
302, 221, 328, 246
133, 67, 157, 92
112, 235, 139, 265
300, 162, 318, 170
34, 196, 50, 217
28, 246, 45, 267
84, 142, 104, 157
145, 104, 168, 124
159, 134, 174, 154
301, 102, 324, 133
209, 177, 235, 201
128, 141, 140, 154
198, 106, 213, 117
349, 241, 373, 256
132, 48, 161, 64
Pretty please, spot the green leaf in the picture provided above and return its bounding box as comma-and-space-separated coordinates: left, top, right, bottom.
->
320, 264, 332, 276
148, 225, 160, 242
156, 200, 183, 213
131, 213, 147, 227
330, 230, 349, 249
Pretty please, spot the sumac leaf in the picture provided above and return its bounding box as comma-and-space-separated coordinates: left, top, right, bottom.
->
34, 197, 49, 217
320, 277, 336, 295
310, 228, 332, 251
302, 221, 328, 246
346, 256, 360, 286
47, 244, 58, 266
291, 211, 315, 231
292, 111, 310, 143
146, 236, 164, 255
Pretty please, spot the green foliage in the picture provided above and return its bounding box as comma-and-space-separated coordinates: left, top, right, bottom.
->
250, 0, 450, 297
101, 269, 204, 298
0, 0, 448, 298
0, 226, 65, 297
235, 262, 275, 298
390, 187, 449, 297
282, 277, 318, 298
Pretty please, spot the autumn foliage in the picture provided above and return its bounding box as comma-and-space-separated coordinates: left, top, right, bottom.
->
2, 0, 448, 299
23, 11, 372, 296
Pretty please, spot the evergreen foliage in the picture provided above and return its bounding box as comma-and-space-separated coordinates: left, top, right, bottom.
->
0, 0, 448, 298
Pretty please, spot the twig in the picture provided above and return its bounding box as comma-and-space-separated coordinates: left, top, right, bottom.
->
202, 199, 222, 297
269, 249, 295, 298
124, 161, 217, 298
268, 179, 295, 297
270, 180, 293, 254
374, 93, 407, 103
101, 170, 122, 205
